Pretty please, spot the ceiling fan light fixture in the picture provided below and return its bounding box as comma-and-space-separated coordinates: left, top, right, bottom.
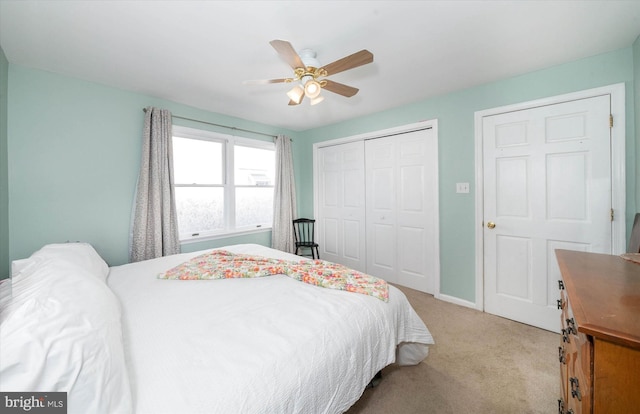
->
310, 95, 324, 106
304, 80, 322, 99
286, 84, 305, 104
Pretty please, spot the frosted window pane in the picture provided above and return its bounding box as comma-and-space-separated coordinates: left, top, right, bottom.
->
236, 187, 273, 228
175, 187, 224, 234
234, 146, 275, 186
173, 137, 223, 184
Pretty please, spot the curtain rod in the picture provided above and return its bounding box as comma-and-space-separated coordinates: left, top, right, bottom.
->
142, 108, 278, 139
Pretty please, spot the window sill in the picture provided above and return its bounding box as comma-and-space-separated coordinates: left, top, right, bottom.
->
179, 226, 272, 245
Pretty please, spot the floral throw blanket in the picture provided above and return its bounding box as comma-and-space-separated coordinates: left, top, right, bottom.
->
158, 250, 389, 302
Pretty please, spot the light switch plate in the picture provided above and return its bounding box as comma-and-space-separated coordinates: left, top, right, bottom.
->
456, 182, 470, 193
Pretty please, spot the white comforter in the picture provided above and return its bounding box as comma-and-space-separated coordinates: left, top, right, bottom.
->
107, 244, 434, 414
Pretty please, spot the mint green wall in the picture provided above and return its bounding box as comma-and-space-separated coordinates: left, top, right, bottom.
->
634, 35, 640, 210
0, 47, 9, 278
295, 47, 637, 303
7, 65, 297, 266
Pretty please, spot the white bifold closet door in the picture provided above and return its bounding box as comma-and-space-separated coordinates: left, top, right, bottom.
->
365, 129, 438, 293
316, 141, 367, 272
315, 125, 439, 294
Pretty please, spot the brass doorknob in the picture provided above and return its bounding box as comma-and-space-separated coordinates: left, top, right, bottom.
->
487, 221, 496, 229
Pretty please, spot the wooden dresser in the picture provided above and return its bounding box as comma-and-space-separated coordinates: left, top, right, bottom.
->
556, 250, 640, 413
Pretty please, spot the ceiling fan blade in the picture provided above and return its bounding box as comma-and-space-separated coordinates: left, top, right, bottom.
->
320, 50, 373, 76
323, 80, 359, 97
270, 39, 305, 70
243, 78, 292, 85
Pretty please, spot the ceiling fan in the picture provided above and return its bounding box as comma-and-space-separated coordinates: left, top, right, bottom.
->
244, 40, 374, 106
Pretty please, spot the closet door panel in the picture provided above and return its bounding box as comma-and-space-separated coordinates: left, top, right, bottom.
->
343, 219, 362, 261
365, 128, 438, 293
366, 138, 398, 282
399, 226, 425, 275
400, 165, 424, 211
371, 222, 396, 278
396, 134, 431, 291
316, 141, 366, 271
344, 170, 362, 208
322, 218, 339, 256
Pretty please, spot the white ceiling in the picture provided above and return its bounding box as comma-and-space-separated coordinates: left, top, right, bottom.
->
1, 1, 640, 131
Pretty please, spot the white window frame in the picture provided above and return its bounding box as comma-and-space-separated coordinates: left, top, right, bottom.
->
172, 125, 275, 244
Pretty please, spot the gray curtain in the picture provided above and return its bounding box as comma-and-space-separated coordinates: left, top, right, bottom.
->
271, 134, 297, 253
130, 107, 180, 262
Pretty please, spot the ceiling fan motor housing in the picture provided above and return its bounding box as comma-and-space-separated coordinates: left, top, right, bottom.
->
298, 49, 321, 69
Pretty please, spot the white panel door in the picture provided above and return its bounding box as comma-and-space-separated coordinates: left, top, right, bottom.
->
365, 128, 438, 293
365, 138, 396, 280
483, 95, 612, 332
316, 141, 366, 271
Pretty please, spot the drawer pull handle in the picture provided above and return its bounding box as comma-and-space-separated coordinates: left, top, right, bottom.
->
558, 280, 565, 290
570, 377, 582, 401
566, 318, 577, 335
561, 328, 570, 343
558, 346, 566, 364
557, 299, 564, 310
557, 398, 564, 413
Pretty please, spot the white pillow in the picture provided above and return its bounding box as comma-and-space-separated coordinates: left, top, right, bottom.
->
18, 242, 110, 282
0, 243, 132, 414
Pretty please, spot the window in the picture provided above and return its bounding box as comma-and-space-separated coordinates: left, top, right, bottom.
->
172, 126, 275, 242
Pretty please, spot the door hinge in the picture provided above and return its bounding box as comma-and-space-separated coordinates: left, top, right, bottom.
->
611, 209, 614, 222
609, 114, 613, 128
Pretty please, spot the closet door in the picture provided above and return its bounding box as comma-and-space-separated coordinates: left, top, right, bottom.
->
365, 128, 438, 293
316, 141, 366, 272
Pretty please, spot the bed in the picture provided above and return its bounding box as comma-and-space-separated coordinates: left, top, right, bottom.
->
0, 243, 434, 414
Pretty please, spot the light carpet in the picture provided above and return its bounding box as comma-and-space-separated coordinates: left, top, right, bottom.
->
347, 285, 559, 413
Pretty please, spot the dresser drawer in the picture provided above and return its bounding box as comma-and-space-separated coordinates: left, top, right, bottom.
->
565, 329, 592, 413
558, 281, 592, 414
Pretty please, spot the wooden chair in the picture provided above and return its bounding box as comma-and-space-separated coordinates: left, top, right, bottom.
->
628, 213, 640, 253
293, 218, 320, 259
